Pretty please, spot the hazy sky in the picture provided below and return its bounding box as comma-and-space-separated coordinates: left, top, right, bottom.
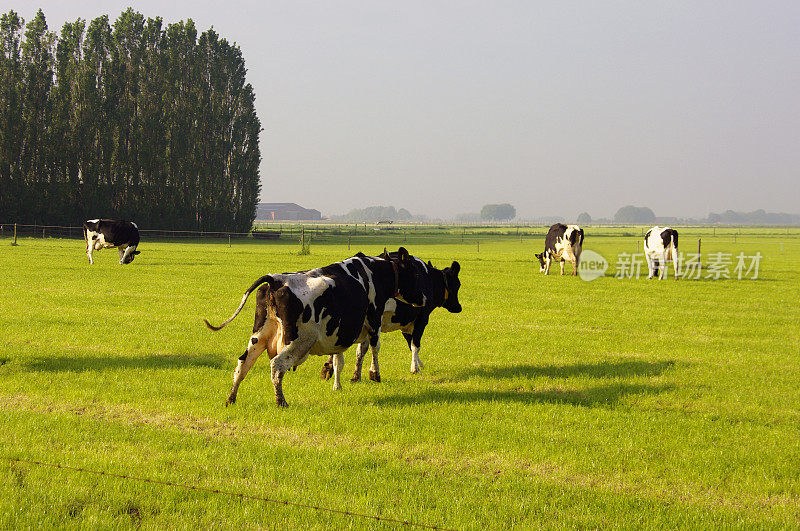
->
21, 1, 800, 219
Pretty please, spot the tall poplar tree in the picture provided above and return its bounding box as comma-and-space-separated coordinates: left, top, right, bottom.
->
0, 8, 261, 233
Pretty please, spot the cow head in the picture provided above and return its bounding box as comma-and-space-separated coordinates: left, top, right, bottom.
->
441, 260, 462, 313
534, 252, 546, 271
383, 247, 425, 307
123, 250, 141, 264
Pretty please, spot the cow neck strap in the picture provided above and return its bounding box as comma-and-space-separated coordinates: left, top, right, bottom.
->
391, 261, 400, 297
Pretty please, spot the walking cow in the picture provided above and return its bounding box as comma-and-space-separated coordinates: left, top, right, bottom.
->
644, 226, 679, 279
320, 252, 462, 382
203, 248, 424, 408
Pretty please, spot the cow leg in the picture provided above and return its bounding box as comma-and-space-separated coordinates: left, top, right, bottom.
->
118, 246, 125, 264
573, 255, 580, 276
331, 352, 345, 390
320, 355, 334, 380
672, 248, 680, 280
404, 320, 427, 374
405, 332, 425, 374
646, 254, 654, 279
559, 259, 565, 276
368, 335, 381, 382
659, 251, 667, 279
350, 340, 369, 382
227, 334, 267, 406
544, 256, 551, 275
270, 337, 314, 407
86, 237, 95, 264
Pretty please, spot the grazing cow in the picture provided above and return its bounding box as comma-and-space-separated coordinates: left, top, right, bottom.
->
203, 248, 424, 408
83, 219, 141, 265
534, 223, 584, 275
644, 226, 679, 279
320, 253, 462, 383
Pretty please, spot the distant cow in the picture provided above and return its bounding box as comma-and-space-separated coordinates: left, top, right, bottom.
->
203, 248, 424, 408
644, 226, 679, 279
320, 253, 462, 383
535, 224, 584, 275
83, 219, 141, 265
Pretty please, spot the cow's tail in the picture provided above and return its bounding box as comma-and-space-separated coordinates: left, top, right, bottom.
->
671, 230, 678, 250
204, 275, 276, 331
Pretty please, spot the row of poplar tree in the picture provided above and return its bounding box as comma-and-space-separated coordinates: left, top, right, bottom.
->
0, 9, 261, 232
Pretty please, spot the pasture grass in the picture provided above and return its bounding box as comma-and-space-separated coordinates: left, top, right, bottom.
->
1, 227, 799, 528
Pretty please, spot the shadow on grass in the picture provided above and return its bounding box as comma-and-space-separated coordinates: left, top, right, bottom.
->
24, 353, 226, 372
370, 382, 673, 409
449, 359, 675, 382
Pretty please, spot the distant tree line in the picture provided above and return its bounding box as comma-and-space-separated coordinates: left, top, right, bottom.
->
707, 209, 800, 225
333, 206, 413, 223
0, 9, 261, 232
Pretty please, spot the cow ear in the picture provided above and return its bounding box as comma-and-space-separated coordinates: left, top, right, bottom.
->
427, 260, 433, 269
133, 251, 141, 255
397, 246, 409, 260
450, 261, 460, 276
380, 248, 389, 259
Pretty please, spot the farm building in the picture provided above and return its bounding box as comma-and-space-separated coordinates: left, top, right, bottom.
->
256, 203, 322, 221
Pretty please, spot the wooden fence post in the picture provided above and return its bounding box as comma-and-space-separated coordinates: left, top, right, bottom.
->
13, 223, 18, 245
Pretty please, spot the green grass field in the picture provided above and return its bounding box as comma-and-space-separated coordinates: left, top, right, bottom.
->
1, 227, 799, 528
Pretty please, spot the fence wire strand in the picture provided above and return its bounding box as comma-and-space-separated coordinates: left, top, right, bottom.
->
1, 456, 453, 530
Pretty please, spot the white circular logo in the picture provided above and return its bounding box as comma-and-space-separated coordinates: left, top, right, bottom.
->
579, 250, 608, 281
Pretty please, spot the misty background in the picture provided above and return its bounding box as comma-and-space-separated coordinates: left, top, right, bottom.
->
23, 1, 800, 220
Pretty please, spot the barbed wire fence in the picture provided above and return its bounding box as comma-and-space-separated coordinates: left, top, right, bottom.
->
0, 455, 454, 530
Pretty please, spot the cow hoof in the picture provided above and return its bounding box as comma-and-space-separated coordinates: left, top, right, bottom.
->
225, 397, 236, 407
350, 375, 361, 383
368, 370, 381, 383
276, 397, 288, 408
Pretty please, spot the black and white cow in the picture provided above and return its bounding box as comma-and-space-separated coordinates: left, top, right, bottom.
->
320, 253, 462, 383
644, 226, 679, 280
203, 248, 424, 407
534, 223, 584, 275
83, 219, 141, 265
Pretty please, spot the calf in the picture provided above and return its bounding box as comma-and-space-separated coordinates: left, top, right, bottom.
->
644, 226, 679, 279
535, 223, 584, 275
203, 248, 424, 407
321, 253, 462, 383
83, 219, 141, 265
